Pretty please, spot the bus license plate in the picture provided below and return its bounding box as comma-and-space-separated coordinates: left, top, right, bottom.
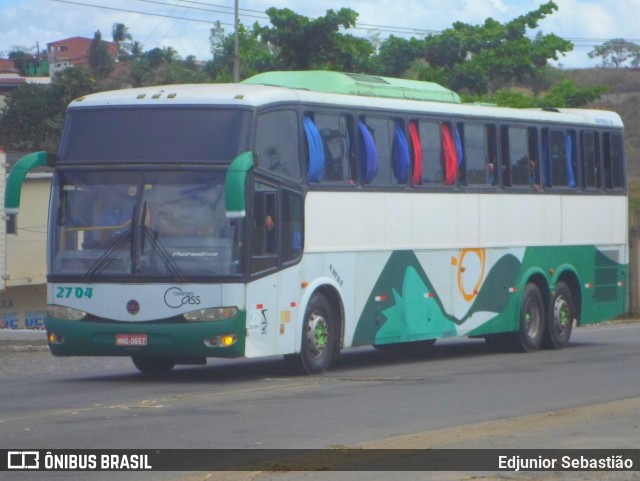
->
116, 334, 148, 346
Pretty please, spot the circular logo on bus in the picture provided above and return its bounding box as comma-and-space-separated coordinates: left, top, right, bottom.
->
126, 300, 140, 315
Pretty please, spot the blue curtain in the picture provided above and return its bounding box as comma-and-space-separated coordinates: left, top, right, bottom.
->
393, 122, 410, 183
455, 125, 464, 168
358, 120, 378, 183
566, 132, 576, 188
303, 116, 325, 182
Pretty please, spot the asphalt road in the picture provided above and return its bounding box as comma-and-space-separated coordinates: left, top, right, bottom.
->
1, 322, 639, 481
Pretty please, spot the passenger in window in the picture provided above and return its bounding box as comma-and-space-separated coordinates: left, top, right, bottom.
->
264, 194, 276, 254
265, 215, 275, 231
487, 161, 496, 185
85, 189, 136, 248
529, 158, 540, 191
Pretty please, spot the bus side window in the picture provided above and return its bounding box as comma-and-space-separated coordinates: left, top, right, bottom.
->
582, 131, 602, 189
603, 132, 624, 190
281, 190, 304, 263
416, 120, 444, 185
360, 116, 394, 185
311, 113, 354, 184
458, 123, 496, 186
503, 126, 529, 188
255, 110, 301, 181
547, 129, 577, 189
251, 182, 277, 274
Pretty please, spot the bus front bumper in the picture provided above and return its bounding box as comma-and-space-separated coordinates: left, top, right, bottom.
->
45, 313, 246, 359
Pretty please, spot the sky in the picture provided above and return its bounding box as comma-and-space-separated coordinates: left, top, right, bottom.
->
1, 0, 639, 69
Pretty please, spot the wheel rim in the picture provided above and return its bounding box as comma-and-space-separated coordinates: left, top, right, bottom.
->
523, 297, 542, 339
306, 310, 329, 359
553, 295, 571, 333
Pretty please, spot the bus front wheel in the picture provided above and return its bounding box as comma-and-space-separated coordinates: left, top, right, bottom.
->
132, 356, 176, 374
512, 283, 545, 352
295, 293, 338, 375
543, 281, 574, 349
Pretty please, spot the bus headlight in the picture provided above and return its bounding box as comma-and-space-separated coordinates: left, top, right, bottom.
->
183, 307, 238, 322
47, 305, 88, 321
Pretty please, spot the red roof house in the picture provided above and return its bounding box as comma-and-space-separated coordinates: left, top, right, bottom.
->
47, 36, 118, 76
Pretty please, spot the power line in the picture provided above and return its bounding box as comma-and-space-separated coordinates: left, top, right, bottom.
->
48, 0, 640, 48
170, 0, 266, 16
135, 0, 268, 20
49, 0, 235, 26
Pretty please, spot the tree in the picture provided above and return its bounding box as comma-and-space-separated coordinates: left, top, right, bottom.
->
161, 46, 180, 63
465, 79, 608, 108
373, 35, 425, 77
8, 48, 34, 76
419, 1, 572, 95
143, 48, 165, 69
207, 21, 274, 82
0, 68, 96, 151
370, 1, 572, 95
130, 58, 155, 86
257, 8, 374, 71
0, 83, 57, 151
112, 23, 133, 60
539, 79, 608, 107
589, 38, 640, 68
130, 41, 145, 60
88, 30, 115, 80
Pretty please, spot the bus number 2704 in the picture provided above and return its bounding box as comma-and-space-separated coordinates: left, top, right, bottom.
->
56, 287, 94, 299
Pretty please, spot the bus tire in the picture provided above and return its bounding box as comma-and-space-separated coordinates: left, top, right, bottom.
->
132, 356, 176, 374
511, 283, 545, 352
297, 293, 338, 375
543, 281, 574, 349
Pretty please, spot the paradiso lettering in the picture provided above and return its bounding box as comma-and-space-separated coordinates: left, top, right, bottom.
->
164, 287, 201, 308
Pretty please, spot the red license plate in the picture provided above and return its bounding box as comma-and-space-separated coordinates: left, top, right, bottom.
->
116, 333, 148, 347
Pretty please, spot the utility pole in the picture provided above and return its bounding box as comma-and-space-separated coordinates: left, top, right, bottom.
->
233, 0, 240, 82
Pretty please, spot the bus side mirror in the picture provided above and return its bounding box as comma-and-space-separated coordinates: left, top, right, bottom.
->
4, 151, 52, 215
225, 151, 255, 219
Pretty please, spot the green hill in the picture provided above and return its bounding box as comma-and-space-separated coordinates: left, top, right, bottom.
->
565, 68, 640, 226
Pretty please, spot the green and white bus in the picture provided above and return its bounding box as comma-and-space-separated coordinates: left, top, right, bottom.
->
5, 71, 627, 374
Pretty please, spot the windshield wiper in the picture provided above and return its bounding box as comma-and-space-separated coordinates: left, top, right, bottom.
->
138, 201, 183, 282
82, 230, 131, 280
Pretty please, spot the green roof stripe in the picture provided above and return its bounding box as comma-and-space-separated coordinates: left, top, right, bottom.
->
243, 70, 461, 104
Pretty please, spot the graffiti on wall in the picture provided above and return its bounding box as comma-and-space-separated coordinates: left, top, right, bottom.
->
0, 297, 46, 329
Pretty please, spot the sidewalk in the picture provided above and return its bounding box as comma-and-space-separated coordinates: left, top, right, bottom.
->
0, 329, 49, 352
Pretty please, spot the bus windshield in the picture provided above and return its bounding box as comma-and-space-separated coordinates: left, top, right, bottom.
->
49, 169, 244, 280
59, 107, 250, 163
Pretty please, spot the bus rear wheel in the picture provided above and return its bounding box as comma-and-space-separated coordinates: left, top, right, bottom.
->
294, 293, 338, 375
511, 283, 545, 352
543, 281, 574, 349
132, 356, 176, 374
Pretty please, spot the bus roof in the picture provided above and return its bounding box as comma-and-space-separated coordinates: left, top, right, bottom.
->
242, 70, 462, 104
68, 77, 623, 129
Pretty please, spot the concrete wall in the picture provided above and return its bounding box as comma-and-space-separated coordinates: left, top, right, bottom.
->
1, 149, 51, 329
6, 179, 50, 287
0, 284, 46, 329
